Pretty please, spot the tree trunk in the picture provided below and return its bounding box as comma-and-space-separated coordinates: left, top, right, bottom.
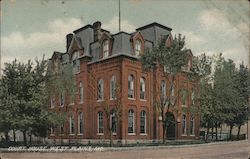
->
4, 131, 9, 142
215, 122, 218, 141
13, 129, 16, 142
162, 122, 166, 144
237, 125, 241, 140
205, 123, 210, 142
229, 125, 233, 140
110, 129, 113, 147
23, 130, 27, 146
29, 134, 32, 145
211, 126, 214, 140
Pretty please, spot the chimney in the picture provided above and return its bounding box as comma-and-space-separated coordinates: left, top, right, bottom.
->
93, 21, 102, 41
66, 33, 73, 52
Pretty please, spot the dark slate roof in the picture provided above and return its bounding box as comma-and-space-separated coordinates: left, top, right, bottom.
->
73, 24, 110, 34
136, 22, 172, 31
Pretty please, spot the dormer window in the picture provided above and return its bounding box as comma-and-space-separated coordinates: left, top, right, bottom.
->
103, 40, 109, 58
72, 51, 80, 74
135, 40, 142, 56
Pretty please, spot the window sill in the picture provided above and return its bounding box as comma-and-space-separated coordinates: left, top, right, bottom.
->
50, 107, 55, 109
97, 133, 104, 135
112, 133, 117, 135
79, 102, 83, 104
97, 100, 104, 102
190, 134, 195, 136
50, 134, 55, 136
128, 98, 136, 100
77, 133, 83, 136
69, 134, 75, 136
181, 134, 187, 136
69, 103, 74, 106
140, 133, 147, 136
140, 99, 147, 101
181, 105, 187, 107
128, 133, 136, 136
110, 98, 117, 101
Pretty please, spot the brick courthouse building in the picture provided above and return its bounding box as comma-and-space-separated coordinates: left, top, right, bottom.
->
48, 21, 200, 144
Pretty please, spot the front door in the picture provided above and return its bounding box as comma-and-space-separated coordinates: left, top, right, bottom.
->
166, 112, 176, 140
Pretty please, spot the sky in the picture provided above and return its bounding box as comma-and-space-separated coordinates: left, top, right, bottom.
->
0, 0, 249, 72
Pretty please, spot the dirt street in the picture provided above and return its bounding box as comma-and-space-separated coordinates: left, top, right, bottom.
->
0, 140, 249, 159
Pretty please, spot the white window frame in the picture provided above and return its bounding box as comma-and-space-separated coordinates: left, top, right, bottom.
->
190, 116, 195, 136
72, 51, 80, 74
128, 75, 135, 99
97, 79, 104, 101
110, 76, 116, 100
135, 39, 142, 56
161, 80, 166, 98
128, 109, 135, 135
97, 111, 104, 135
78, 112, 83, 135
103, 40, 109, 58
60, 92, 64, 107
110, 112, 117, 135
79, 82, 84, 103
50, 95, 55, 108
140, 111, 147, 134
69, 114, 75, 135
182, 114, 187, 136
140, 77, 146, 100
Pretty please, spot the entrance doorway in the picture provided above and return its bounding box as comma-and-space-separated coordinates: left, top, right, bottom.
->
165, 112, 176, 140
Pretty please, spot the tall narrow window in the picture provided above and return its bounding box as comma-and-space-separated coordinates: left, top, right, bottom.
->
98, 111, 104, 134
140, 111, 146, 134
182, 114, 186, 135
78, 112, 83, 134
103, 40, 109, 58
171, 84, 175, 96
181, 90, 187, 106
135, 40, 142, 56
50, 95, 55, 108
60, 93, 64, 107
60, 125, 64, 135
128, 75, 134, 99
140, 78, 146, 100
111, 111, 117, 134
79, 82, 84, 103
128, 109, 135, 134
97, 79, 104, 100
191, 89, 195, 105
110, 76, 116, 99
161, 80, 166, 98
72, 51, 80, 74
190, 116, 195, 135
69, 114, 75, 135
50, 125, 55, 136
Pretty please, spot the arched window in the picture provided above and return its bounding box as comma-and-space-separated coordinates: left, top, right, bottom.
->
128, 109, 135, 134
50, 95, 55, 108
135, 39, 142, 56
171, 84, 175, 96
140, 111, 146, 134
103, 40, 109, 58
191, 89, 195, 105
140, 77, 146, 100
72, 51, 80, 74
78, 112, 84, 134
161, 80, 166, 98
79, 82, 84, 103
69, 114, 75, 135
60, 92, 64, 107
190, 116, 195, 135
98, 111, 104, 134
128, 75, 134, 99
97, 79, 104, 100
110, 76, 116, 99
182, 114, 186, 135
111, 111, 117, 134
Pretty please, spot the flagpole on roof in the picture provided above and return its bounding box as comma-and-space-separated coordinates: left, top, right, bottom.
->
119, 0, 121, 32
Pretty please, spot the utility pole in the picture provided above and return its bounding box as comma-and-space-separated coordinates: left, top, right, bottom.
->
119, 0, 121, 32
